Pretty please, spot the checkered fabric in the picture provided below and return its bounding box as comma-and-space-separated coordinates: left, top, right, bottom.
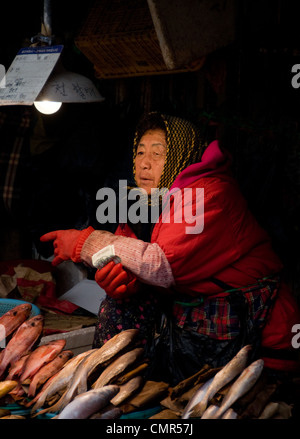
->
173, 275, 280, 340
0, 108, 31, 215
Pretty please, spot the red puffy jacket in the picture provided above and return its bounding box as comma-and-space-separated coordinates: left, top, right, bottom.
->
115, 141, 300, 371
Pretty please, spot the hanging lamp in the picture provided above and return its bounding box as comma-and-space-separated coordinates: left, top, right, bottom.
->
33, 0, 104, 114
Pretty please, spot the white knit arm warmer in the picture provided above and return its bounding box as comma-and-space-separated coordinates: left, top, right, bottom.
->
80, 230, 175, 288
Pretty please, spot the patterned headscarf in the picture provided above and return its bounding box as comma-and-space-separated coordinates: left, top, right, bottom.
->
133, 112, 206, 191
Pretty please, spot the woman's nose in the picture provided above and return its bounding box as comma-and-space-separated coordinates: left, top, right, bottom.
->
139, 155, 152, 168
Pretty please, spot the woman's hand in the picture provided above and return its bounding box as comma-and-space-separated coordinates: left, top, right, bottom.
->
95, 260, 139, 299
40, 227, 94, 266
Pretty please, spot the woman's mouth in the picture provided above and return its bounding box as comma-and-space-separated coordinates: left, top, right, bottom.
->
139, 176, 153, 183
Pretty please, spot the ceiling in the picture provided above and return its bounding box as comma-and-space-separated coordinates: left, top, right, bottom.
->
0, 1, 94, 70
1, 0, 300, 83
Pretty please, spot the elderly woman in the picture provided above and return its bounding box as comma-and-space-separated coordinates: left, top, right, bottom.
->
41, 112, 300, 384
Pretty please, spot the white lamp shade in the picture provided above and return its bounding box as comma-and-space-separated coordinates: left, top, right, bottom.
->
35, 67, 105, 104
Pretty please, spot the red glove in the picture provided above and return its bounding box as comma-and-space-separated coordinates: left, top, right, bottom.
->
40, 226, 94, 266
95, 260, 138, 299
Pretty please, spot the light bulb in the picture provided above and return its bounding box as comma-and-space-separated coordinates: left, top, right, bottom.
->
34, 100, 62, 115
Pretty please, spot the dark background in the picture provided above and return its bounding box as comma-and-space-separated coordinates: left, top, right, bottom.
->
0, 0, 299, 302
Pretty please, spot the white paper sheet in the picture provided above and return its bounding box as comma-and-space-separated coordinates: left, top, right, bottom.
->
58, 279, 106, 315
0, 45, 63, 105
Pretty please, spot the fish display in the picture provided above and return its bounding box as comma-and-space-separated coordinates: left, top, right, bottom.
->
28, 350, 73, 398
190, 344, 252, 417
92, 347, 145, 389
0, 303, 32, 342
110, 376, 143, 406
55, 386, 119, 419
0, 315, 44, 379
77, 328, 140, 394
33, 350, 98, 416
0, 315, 294, 421
36, 329, 141, 416
6, 354, 30, 380
30, 349, 96, 412
181, 377, 214, 419
200, 404, 219, 419
19, 339, 66, 384
211, 359, 265, 419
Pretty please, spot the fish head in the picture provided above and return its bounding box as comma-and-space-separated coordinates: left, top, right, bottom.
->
18, 315, 44, 334
48, 339, 67, 349
5, 303, 32, 318
27, 315, 44, 327
252, 359, 264, 369
13, 303, 32, 315
241, 345, 252, 353
59, 350, 74, 360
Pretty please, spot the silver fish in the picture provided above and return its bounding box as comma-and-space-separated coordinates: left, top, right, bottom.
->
55, 386, 119, 419
190, 345, 252, 417
181, 377, 214, 419
92, 347, 145, 389
36, 329, 140, 415
212, 359, 264, 419
110, 376, 143, 406
30, 349, 96, 413
77, 329, 140, 393
89, 406, 123, 419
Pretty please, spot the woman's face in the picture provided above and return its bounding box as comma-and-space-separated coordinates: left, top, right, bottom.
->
135, 129, 167, 194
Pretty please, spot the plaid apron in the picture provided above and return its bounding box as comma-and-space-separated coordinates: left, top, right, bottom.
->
173, 275, 280, 339
145, 275, 280, 385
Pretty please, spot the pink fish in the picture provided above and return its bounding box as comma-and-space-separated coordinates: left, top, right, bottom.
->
19, 339, 66, 384
0, 303, 32, 343
28, 350, 73, 398
6, 354, 30, 380
0, 315, 44, 379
